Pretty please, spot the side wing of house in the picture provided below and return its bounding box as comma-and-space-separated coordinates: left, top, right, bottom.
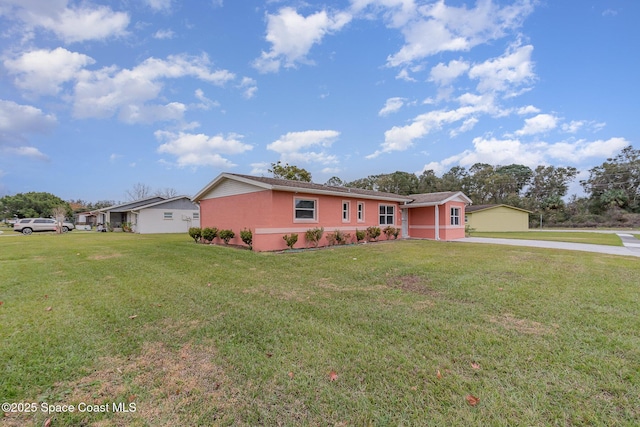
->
403, 192, 471, 240
136, 198, 200, 234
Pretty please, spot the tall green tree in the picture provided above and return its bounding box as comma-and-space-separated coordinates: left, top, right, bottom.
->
0, 192, 72, 219
581, 146, 640, 213
269, 161, 312, 182
525, 165, 578, 212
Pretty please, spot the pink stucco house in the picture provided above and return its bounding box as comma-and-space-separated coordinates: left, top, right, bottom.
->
192, 173, 471, 252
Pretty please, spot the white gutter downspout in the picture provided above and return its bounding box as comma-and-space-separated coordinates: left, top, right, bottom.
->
434, 203, 440, 241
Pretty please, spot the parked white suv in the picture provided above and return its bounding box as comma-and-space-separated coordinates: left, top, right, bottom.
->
13, 218, 75, 235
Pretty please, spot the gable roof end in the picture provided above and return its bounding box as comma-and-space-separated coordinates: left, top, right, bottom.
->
192, 173, 414, 203
403, 191, 472, 208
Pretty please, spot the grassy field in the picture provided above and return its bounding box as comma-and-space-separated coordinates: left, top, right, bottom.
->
470, 230, 626, 246
1, 233, 639, 426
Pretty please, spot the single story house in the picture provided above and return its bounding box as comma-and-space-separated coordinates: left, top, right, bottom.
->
465, 204, 531, 232
74, 211, 98, 230
192, 173, 471, 252
95, 196, 200, 234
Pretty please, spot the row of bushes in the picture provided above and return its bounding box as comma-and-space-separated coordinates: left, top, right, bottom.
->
189, 225, 401, 251
188, 227, 254, 249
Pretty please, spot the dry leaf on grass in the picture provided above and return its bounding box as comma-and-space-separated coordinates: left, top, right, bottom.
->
44, 418, 52, 427
471, 362, 481, 370
329, 371, 338, 382
288, 372, 294, 379
466, 395, 480, 406
129, 315, 137, 319
436, 370, 442, 379
45, 306, 52, 311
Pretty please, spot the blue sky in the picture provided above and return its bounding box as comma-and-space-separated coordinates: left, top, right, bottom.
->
0, 0, 637, 202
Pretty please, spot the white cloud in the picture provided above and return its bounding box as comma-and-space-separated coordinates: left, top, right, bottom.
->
155, 130, 253, 168
545, 137, 630, 162
238, 77, 258, 99
73, 54, 235, 122
0, 99, 57, 144
515, 113, 558, 136
517, 105, 540, 115
368, 97, 496, 158
253, 7, 352, 73
1, 1, 130, 43
145, 0, 173, 12
153, 29, 175, 39
267, 130, 340, 165
379, 97, 405, 116
4, 47, 95, 96
385, 0, 535, 67
421, 136, 632, 177
429, 59, 470, 86
267, 130, 339, 153
2, 146, 49, 160
250, 162, 270, 175
469, 43, 535, 94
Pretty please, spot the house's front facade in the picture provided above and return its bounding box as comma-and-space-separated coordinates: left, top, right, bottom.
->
95, 196, 200, 233
193, 173, 472, 251
193, 174, 410, 251
465, 204, 531, 232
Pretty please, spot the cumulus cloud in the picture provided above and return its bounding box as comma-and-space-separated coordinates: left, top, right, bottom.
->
385, 0, 535, 67
515, 113, 558, 136
468, 43, 535, 94
429, 59, 470, 86
368, 95, 497, 158
421, 136, 631, 176
4, 47, 95, 96
267, 130, 340, 165
253, 7, 352, 73
153, 29, 175, 39
545, 137, 630, 162
73, 54, 235, 122
1, 0, 130, 43
379, 97, 406, 116
0, 99, 57, 144
155, 130, 253, 168
145, 0, 173, 12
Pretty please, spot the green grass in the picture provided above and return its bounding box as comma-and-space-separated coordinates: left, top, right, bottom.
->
471, 230, 625, 246
1, 233, 639, 426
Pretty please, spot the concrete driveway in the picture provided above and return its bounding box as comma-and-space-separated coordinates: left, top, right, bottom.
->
458, 234, 640, 258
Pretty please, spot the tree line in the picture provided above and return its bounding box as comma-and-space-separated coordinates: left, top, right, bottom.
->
273, 146, 640, 227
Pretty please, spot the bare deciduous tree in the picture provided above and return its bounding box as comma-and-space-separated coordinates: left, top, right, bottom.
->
155, 187, 178, 198
51, 206, 67, 234
126, 183, 153, 201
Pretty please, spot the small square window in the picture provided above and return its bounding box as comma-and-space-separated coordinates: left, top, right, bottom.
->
164, 212, 173, 220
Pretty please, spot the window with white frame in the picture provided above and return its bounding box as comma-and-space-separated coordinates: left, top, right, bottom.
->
357, 202, 364, 222
164, 212, 173, 220
294, 198, 317, 221
342, 201, 350, 222
450, 207, 460, 225
379, 204, 395, 225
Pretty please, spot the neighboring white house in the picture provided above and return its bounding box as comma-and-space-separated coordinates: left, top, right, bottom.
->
95, 196, 200, 234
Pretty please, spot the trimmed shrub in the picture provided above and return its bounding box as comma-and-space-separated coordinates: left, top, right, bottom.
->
366, 226, 381, 242
327, 230, 351, 246
201, 227, 218, 243
355, 229, 366, 242
240, 228, 253, 250
219, 229, 235, 244
283, 233, 298, 249
188, 227, 202, 243
305, 227, 324, 247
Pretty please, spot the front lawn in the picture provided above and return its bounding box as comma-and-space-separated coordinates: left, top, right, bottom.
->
471, 230, 625, 246
1, 233, 639, 426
